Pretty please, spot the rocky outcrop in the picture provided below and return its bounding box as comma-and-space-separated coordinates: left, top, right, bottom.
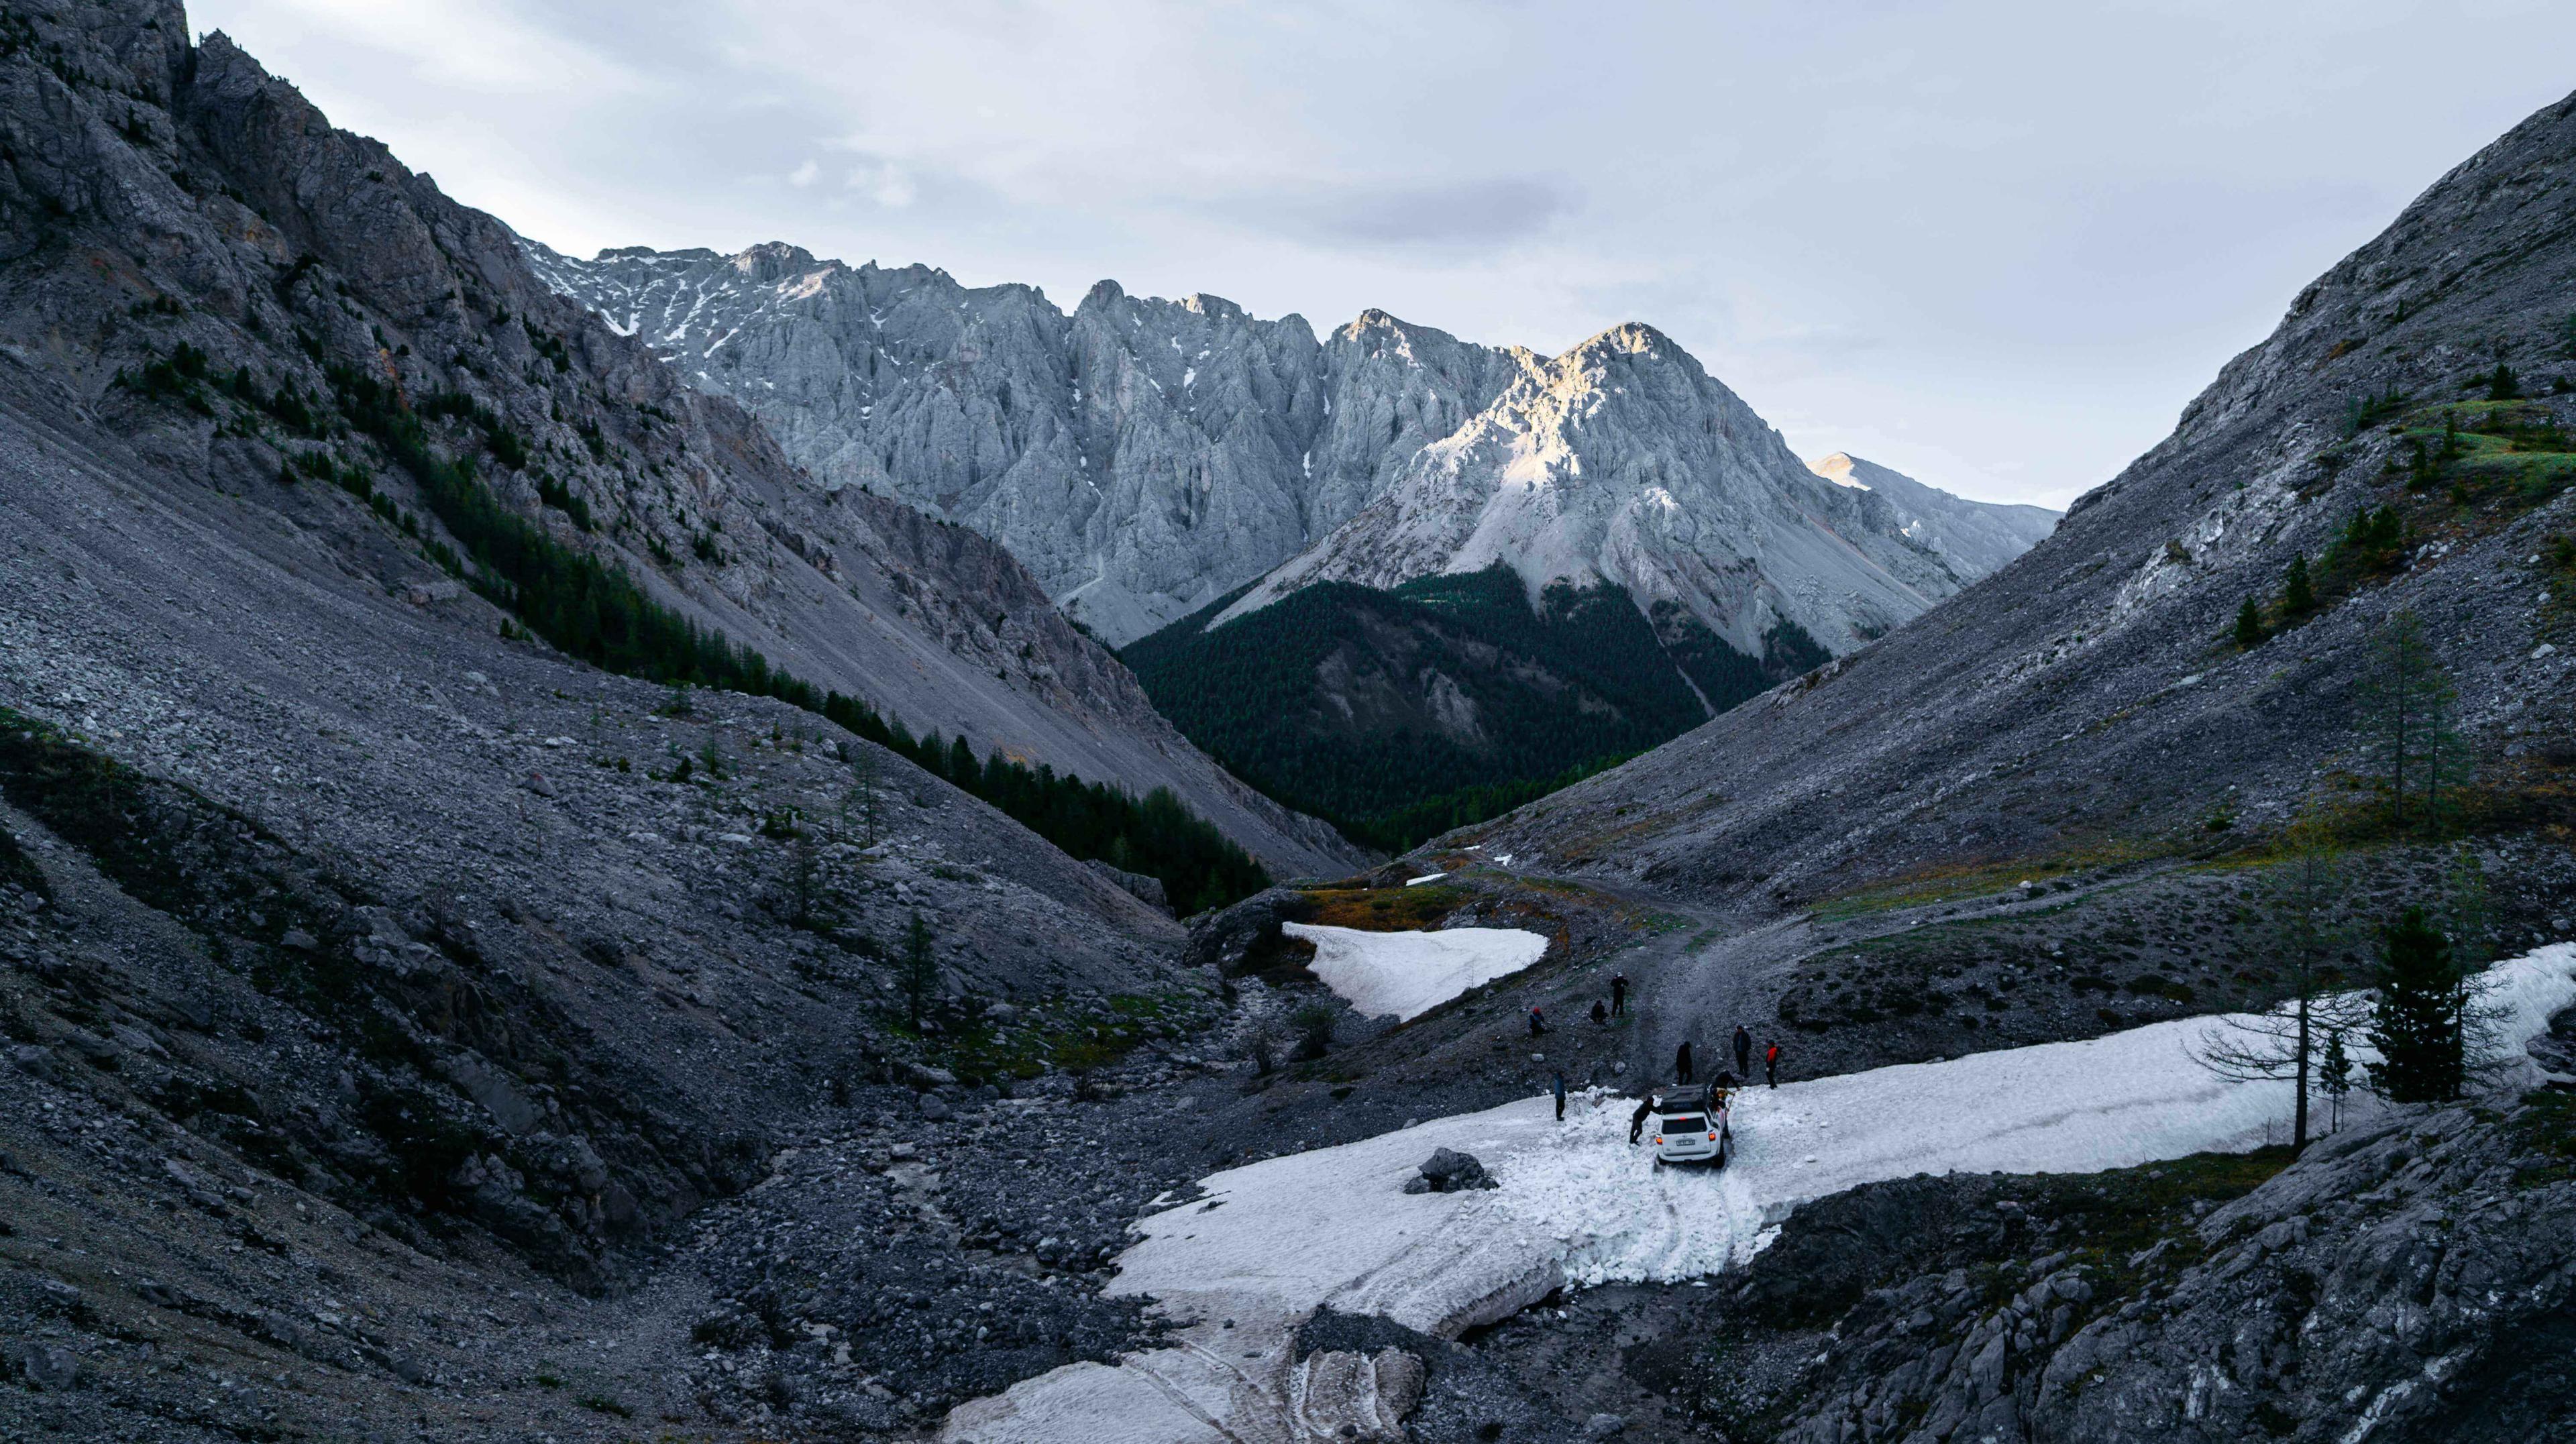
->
1777, 1099, 2576, 1444
524, 243, 1521, 645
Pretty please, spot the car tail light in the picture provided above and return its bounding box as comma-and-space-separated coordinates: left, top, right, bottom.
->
1707, 1133, 1717, 1142
1651, 1136, 1662, 1145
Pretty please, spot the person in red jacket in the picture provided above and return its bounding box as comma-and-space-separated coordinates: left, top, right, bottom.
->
1764, 1040, 1782, 1089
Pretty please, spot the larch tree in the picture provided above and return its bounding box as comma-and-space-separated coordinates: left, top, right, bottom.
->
2186, 816, 2360, 1150
2359, 609, 2461, 835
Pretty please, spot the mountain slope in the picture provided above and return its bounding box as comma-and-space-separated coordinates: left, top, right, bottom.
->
1221, 324, 1973, 659
1122, 566, 1748, 847
24, 56, 1357, 879
1809, 451, 2061, 580
1468, 89, 2576, 909
0, 0, 1221, 1317
523, 241, 1522, 645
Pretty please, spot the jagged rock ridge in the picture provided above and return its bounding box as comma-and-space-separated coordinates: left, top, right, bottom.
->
524, 246, 2057, 659
523, 241, 1522, 645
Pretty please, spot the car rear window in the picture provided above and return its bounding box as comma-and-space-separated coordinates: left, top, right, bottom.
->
1660, 1115, 1705, 1132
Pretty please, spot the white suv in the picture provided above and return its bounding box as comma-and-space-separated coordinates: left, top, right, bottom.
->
1648, 1085, 1731, 1168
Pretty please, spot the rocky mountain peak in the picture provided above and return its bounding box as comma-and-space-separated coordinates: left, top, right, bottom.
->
1224, 321, 1962, 659
730, 239, 823, 282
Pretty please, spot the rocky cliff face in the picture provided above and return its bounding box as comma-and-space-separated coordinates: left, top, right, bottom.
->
1226, 325, 1982, 659
524, 242, 1521, 645
1469, 89, 2576, 910
1810, 451, 2061, 583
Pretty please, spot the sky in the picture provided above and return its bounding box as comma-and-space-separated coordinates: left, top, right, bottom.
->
189, 0, 2576, 509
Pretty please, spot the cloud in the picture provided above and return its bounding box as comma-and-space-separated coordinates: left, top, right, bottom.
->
786, 158, 819, 188
255, 0, 642, 94
1205, 175, 1577, 254
844, 159, 916, 209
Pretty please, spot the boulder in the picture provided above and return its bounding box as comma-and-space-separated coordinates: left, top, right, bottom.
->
1084, 858, 1172, 914
1407, 1148, 1498, 1193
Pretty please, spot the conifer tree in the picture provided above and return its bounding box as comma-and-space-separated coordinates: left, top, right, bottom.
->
2366, 905, 2465, 1104
2188, 817, 2356, 1149
2319, 1028, 2354, 1133
2233, 596, 2265, 650
2282, 553, 2315, 616
2360, 610, 2459, 834
900, 911, 937, 1031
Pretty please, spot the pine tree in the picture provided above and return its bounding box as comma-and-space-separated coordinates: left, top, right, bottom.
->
2282, 554, 2315, 616
900, 911, 937, 1032
2365, 905, 2465, 1104
2488, 363, 2521, 401
2319, 1028, 2354, 1133
2233, 596, 2265, 650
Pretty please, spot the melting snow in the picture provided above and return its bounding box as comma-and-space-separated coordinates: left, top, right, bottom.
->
947, 946, 2576, 1444
1284, 922, 1545, 1023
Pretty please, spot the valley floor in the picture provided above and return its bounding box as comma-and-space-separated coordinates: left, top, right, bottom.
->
944, 947, 2576, 1443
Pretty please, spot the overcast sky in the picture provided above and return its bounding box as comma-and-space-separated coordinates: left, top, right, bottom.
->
192, 0, 2576, 508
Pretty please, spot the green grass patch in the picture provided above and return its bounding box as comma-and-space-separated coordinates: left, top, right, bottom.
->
924, 989, 1200, 1084
1809, 837, 2173, 922
1299, 883, 1471, 931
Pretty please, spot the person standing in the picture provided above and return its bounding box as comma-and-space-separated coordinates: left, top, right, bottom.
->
1765, 1040, 1782, 1089
1528, 1005, 1549, 1038
1553, 1070, 1568, 1122
1611, 973, 1629, 1017
1733, 1024, 1752, 1079
1674, 1040, 1694, 1085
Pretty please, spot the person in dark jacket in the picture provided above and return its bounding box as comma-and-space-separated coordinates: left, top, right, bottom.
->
1554, 1070, 1568, 1121
1674, 1040, 1694, 1084
1733, 1024, 1753, 1079
1589, 999, 1609, 1025
1765, 1040, 1782, 1089
1629, 1094, 1654, 1144
1611, 973, 1629, 1017
1528, 1006, 1549, 1038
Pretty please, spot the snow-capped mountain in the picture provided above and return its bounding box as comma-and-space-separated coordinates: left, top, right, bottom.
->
1220, 324, 1977, 658
521, 241, 1519, 645
1809, 451, 2059, 582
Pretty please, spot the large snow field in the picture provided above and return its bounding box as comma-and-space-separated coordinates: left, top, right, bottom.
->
943, 945, 2576, 1444
1283, 922, 1548, 1021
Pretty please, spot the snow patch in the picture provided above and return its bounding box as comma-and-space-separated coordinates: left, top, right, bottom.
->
1283, 922, 1545, 1023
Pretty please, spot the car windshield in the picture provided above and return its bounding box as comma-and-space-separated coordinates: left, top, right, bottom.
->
1659, 1115, 1705, 1132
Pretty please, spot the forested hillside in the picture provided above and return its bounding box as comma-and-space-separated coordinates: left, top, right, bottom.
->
1123, 565, 1823, 849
